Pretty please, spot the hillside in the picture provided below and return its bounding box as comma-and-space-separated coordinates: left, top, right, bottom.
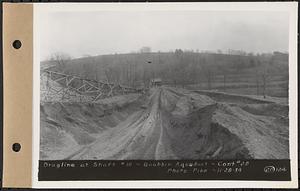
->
40, 51, 289, 160
41, 51, 289, 97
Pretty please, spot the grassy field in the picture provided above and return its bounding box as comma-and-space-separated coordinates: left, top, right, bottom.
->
187, 74, 288, 97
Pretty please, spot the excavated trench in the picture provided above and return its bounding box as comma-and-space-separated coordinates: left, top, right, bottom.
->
40, 87, 289, 160
40, 93, 145, 160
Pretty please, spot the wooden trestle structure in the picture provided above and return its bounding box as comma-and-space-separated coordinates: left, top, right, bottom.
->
40, 70, 140, 102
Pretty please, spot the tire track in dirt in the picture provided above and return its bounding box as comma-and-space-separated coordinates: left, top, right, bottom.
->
66, 88, 168, 159
64, 86, 288, 160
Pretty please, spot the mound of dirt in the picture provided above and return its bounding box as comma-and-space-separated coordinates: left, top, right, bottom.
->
194, 90, 276, 104
241, 103, 288, 121
211, 102, 289, 159
40, 93, 144, 160
40, 124, 80, 160
172, 97, 194, 116
160, 103, 253, 159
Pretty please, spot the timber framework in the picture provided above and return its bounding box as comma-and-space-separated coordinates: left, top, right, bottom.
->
40, 70, 140, 102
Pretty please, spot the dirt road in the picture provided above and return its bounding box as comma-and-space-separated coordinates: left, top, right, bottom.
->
65, 88, 176, 159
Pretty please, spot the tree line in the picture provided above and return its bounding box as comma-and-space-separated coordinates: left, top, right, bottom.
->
44, 49, 288, 97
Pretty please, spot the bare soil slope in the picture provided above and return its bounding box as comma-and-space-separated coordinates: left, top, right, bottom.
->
40, 87, 289, 160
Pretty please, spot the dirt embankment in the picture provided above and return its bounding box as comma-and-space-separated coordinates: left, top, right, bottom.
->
167, 87, 289, 159
159, 88, 253, 159
41, 86, 289, 160
194, 90, 288, 105
40, 93, 144, 160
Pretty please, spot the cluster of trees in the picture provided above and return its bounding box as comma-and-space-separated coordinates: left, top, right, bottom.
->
45, 49, 288, 97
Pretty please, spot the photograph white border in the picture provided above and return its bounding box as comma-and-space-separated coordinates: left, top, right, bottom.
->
32, 2, 298, 188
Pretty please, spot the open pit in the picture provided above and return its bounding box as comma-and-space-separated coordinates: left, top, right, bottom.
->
40, 87, 289, 160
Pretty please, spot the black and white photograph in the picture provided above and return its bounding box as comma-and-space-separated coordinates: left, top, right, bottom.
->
33, 3, 297, 187
39, 8, 290, 161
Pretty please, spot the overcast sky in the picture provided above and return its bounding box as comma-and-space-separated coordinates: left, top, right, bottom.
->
40, 10, 289, 60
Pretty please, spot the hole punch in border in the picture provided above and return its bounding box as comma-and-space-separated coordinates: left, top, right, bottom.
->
12, 143, 21, 152
12, 40, 22, 49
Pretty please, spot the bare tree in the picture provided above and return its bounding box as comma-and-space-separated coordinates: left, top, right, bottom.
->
204, 68, 213, 90
220, 64, 229, 92
260, 61, 270, 99
50, 52, 71, 70
103, 67, 122, 97
201, 58, 214, 90
140, 46, 151, 53
262, 72, 267, 98
252, 58, 263, 95
255, 71, 260, 96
